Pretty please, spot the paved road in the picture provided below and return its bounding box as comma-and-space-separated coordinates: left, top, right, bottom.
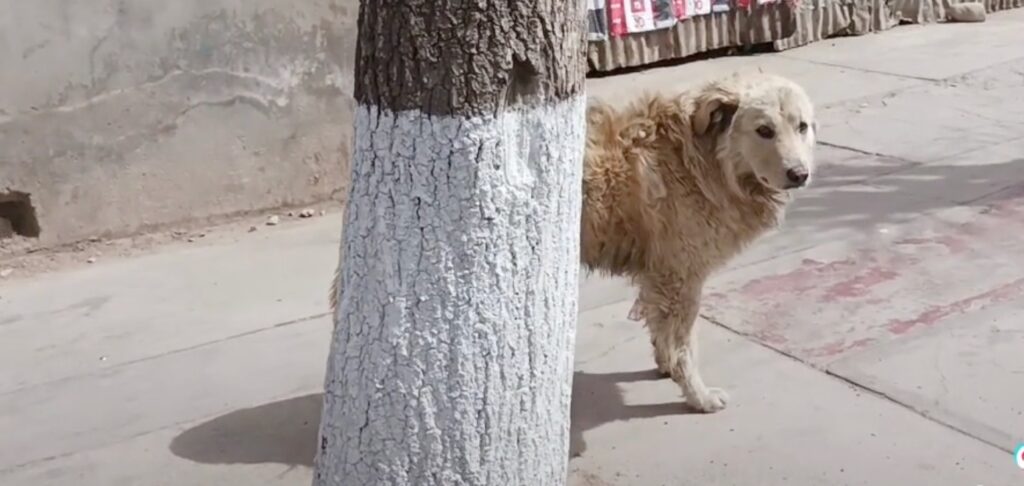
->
3, 10, 1024, 485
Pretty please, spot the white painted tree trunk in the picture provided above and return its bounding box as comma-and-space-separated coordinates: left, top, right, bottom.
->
314, 2, 587, 482
314, 99, 585, 485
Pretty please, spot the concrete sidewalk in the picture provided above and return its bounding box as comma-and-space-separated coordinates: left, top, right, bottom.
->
3, 11, 1024, 485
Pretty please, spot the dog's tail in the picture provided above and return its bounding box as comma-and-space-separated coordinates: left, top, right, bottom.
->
587, 98, 662, 145
587, 101, 659, 156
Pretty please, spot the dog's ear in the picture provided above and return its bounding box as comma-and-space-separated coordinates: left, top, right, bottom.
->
692, 89, 739, 137
682, 86, 744, 206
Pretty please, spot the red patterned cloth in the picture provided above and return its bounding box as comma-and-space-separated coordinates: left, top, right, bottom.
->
605, 0, 789, 36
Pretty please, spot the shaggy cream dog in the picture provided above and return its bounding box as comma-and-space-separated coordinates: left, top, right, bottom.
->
582, 72, 817, 413
328, 72, 816, 414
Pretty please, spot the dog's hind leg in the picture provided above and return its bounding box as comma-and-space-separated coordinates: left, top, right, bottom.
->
641, 275, 728, 413
628, 297, 646, 322
627, 288, 670, 376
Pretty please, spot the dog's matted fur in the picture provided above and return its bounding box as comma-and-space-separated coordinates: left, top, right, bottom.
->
581, 72, 817, 412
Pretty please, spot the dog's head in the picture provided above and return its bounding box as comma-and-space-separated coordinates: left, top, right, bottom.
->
692, 74, 817, 193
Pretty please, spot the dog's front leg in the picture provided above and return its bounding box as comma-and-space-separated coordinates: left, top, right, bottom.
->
642, 276, 728, 413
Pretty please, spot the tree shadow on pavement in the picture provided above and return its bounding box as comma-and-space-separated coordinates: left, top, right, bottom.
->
169, 368, 684, 467
569, 369, 688, 459
170, 393, 322, 467
783, 145, 1024, 239
718, 143, 1024, 272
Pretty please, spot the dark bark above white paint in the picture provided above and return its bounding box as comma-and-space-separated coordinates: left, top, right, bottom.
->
352, 0, 586, 115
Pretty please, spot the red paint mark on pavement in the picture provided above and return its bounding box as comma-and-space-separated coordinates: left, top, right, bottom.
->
805, 337, 877, 358
885, 276, 1024, 335
737, 258, 857, 298
699, 184, 1024, 364
736, 251, 914, 305
820, 266, 901, 302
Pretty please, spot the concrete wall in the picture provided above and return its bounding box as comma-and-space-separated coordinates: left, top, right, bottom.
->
0, 0, 357, 248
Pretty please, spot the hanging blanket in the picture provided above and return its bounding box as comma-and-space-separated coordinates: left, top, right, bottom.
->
609, 0, 686, 35
599, 0, 781, 37
588, 0, 610, 40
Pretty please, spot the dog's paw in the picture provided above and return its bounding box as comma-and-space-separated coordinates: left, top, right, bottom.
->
689, 388, 729, 413
651, 346, 670, 375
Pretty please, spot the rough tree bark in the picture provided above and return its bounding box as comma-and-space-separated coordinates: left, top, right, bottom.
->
313, 1, 587, 485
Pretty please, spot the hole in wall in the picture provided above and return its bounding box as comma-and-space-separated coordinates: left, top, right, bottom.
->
0, 191, 41, 239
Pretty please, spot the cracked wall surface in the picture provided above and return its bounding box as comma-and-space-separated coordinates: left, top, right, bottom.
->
0, 0, 357, 247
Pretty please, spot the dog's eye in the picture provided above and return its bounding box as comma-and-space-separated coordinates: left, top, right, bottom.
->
756, 125, 775, 139
798, 122, 809, 134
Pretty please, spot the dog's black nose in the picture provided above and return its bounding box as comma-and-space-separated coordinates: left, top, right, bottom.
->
785, 168, 809, 187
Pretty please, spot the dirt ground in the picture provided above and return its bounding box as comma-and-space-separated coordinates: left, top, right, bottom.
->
0, 202, 344, 282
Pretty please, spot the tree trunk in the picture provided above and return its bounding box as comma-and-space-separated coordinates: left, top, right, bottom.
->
313, 1, 587, 485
